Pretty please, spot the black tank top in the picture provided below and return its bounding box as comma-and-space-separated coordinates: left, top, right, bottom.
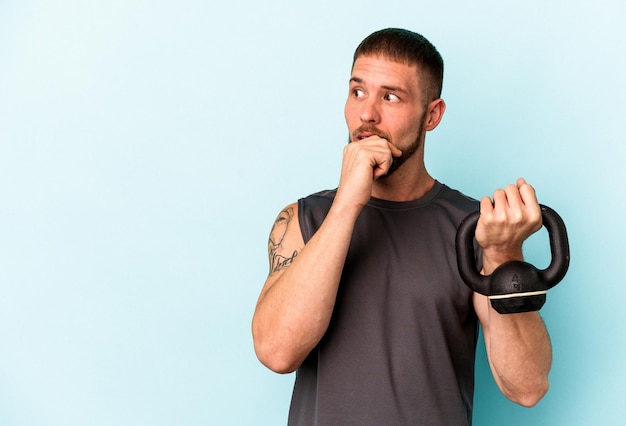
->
288, 181, 480, 425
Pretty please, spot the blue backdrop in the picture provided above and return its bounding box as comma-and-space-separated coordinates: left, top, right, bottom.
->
1, 1, 624, 424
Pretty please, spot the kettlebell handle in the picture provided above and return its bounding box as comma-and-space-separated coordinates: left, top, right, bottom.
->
455, 205, 570, 310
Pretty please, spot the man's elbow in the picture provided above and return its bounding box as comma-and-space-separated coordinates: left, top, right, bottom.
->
507, 380, 549, 408
252, 326, 301, 374
253, 341, 300, 374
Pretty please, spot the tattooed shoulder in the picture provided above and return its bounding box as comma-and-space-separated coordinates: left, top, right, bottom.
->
268, 207, 299, 275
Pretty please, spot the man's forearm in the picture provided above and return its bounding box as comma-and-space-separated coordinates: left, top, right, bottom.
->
481, 297, 552, 407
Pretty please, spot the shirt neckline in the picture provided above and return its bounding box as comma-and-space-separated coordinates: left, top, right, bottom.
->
366, 181, 444, 211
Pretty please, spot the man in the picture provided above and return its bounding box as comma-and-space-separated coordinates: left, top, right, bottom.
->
252, 28, 551, 425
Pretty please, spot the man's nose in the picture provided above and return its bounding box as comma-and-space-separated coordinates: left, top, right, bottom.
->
360, 98, 380, 123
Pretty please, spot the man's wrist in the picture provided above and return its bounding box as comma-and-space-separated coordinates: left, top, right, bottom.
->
481, 248, 524, 275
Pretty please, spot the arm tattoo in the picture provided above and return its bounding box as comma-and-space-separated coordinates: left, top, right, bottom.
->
268, 207, 299, 275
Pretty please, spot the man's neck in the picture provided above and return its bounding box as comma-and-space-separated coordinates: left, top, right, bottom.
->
371, 169, 435, 202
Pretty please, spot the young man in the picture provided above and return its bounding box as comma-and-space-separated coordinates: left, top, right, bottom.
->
252, 28, 551, 425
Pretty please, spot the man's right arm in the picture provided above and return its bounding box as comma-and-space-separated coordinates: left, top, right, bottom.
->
252, 136, 400, 373
251, 199, 360, 373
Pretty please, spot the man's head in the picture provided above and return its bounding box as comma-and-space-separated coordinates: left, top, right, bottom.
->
352, 28, 444, 105
345, 29, 446, 177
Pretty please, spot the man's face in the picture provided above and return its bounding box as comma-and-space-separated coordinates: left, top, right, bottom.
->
344, 55, 428, 175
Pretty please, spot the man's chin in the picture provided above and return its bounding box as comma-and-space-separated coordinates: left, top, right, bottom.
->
384, 159, 404, 177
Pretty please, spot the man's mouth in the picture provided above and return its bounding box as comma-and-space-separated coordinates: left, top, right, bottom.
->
357, 132, 375, 140
354, 130, 388, 141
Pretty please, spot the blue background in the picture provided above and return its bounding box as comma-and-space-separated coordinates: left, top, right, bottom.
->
1, 1, 624, 424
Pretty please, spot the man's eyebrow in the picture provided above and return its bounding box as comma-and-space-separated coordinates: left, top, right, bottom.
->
349, 77, 409, 95
381, 85, 409, 94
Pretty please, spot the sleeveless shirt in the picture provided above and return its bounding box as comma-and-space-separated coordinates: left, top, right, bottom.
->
288, 181, 480, 425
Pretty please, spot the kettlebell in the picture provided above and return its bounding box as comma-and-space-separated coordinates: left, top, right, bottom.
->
455, 205, 570, 314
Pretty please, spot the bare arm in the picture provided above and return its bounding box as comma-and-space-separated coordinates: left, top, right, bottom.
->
474, 178, 552, 407
475, 294, 551, 407
252, 137, 401, 373
251, 201, 359, 373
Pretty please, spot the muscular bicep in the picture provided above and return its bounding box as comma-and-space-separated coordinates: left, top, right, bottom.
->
267, 202, 305, 278
256, 203, 305, 305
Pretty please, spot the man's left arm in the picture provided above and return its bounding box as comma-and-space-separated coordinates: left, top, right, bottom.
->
473, 178, 552, 407
474, 294, 552, 407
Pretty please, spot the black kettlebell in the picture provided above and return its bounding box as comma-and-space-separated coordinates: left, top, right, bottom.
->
455, 205, 570, 314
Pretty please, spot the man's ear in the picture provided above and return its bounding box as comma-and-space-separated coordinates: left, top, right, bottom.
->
424, 98, 446, 131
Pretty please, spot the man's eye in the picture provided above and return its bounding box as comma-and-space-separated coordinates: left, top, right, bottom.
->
384, 93, 400, 102
353, 89, 365, 98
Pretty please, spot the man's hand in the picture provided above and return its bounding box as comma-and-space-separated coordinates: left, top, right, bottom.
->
334, 136, 402, 212
475, 178, 542, 274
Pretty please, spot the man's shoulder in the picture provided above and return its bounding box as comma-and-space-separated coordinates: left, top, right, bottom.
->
300, 189, 337, 201
435, 182, 480, 215
438, 183, 477, 202
297, 189, 337, 243
298, 189, 336, 213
